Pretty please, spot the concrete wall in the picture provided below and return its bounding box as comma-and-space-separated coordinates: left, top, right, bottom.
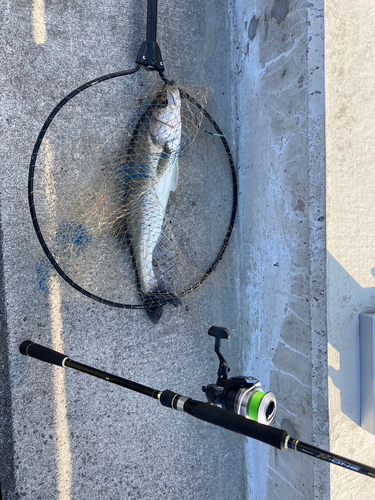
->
326, 0, 375, 497
232, 0, 328, 498
234, 0, 375, 498
0, 2, 244, 499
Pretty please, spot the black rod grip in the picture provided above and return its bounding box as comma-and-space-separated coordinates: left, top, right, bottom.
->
185, 400, 289, 450
19, 341, 68, 367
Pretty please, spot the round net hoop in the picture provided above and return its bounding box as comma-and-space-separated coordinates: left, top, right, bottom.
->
28, 66, 237, 310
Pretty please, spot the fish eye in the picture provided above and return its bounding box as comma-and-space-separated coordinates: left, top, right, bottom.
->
159, 98, 168, 108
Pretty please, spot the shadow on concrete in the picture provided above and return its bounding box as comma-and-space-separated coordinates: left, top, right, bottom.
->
327, 252, 375, 425
0, 206, 17, 500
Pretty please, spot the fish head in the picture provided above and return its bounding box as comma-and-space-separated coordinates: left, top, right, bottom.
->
164, 87, 181, 110
149, 86, 182, 147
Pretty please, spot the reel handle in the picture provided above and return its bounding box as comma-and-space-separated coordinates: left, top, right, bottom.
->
208, 326, 230, 348
207, 326, 231, 385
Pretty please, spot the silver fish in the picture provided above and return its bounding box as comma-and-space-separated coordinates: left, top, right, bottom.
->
124, 85, 182, 323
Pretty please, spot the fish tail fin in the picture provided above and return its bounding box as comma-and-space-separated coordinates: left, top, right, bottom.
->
142, 289, 182, 324
145, 304, 164, 324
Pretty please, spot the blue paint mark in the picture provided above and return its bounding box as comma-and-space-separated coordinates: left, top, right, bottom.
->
36, 221, 92, 293
36, 257, 52, 294
55, 221, 92, 257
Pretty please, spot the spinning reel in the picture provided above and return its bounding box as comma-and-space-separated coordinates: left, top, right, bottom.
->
203, 327, 276, 425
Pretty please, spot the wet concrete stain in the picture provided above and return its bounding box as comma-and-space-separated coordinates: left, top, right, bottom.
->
272, 0, 289, 24
248, 15, 260, 41
264, 10, 270, 41
295, 198, 305, 212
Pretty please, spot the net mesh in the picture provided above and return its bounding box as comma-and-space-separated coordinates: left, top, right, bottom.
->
32, 79, 235, 321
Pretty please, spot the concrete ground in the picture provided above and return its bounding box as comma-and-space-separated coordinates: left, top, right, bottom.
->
234, 0, 375, 498
0, 2, 244, 499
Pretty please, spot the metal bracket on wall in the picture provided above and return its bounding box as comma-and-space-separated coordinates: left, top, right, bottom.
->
360, 313, 375, 434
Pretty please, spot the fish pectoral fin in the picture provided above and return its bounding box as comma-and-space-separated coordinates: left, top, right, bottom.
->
170, 160, 179, 192
147, 133, 164, 175
148, 131, 163, 151
155, 148, 171, 178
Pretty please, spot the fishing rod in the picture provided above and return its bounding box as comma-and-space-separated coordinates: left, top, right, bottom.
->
19, 327, 375, 479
